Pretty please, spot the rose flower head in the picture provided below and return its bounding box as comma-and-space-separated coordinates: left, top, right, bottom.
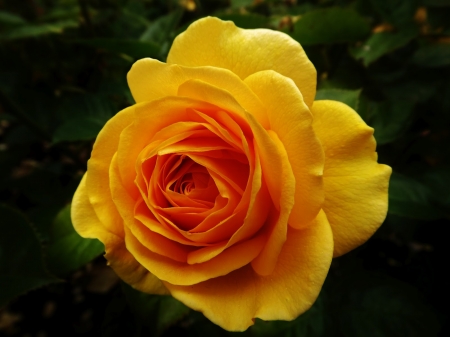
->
71, 17, 391, 331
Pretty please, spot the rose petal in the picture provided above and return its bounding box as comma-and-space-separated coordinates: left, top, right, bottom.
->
84, 105, 135, 236
72, 174, 168, 295
167, 17, 317, 107
165, 210, 333, 331
311, 100, 392, 257
123, 224, 268, 285
127, 59, 269, 128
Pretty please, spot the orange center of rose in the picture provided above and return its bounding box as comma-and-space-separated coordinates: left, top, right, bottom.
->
134, 118, 255, 241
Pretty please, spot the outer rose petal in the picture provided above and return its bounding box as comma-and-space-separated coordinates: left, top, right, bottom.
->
164, 210, 333, 332
311, 100, 392, 257
127, 59, 269, 128
244, 70, 324, 228
72, 175, 168, 295
84, 105, 135, 237
167, 17, 317, 108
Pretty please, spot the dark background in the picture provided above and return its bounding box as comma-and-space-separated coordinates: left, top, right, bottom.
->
0, 0, 449, 336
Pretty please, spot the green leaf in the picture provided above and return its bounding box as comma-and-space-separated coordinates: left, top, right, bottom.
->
315, 89, 361, 111
359, 99, 415, 144
411, 44, 450, 68
423, 168, 450, 211
121, 282, 190, 336
139, 9, 184, 45
0, 10, 27, 25
0, 205, 59, 307
46, 205, 104, 277
53, 94, 115, 143
292, 7, 370, 45
216, 13, 269, 29
230, 0, 254, 8
0, 20, 78, 40
70, 38, 160, 59
369, 0, 419, 26
351, 27, 418, 66
53, 116, 105, 143
388, 173, 444, 220
335, 272, 440, 337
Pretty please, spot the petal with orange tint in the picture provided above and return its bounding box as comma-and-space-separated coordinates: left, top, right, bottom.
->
71, 175, 168, 295
245, 70, 324, 228
123, 224, 267, 285
167, 17, 317, 107
116, 98, 225, 198
165, 210, 333, 332
127, 59, 269, 128
311, 100, 391, 257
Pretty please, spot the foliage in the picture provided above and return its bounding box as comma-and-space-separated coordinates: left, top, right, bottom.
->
0, 0, 448, 336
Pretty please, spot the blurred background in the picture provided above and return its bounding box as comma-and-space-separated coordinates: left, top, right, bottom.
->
0, 0, 449, 336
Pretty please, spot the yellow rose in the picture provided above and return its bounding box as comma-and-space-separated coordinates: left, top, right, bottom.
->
71, 17, 391, 331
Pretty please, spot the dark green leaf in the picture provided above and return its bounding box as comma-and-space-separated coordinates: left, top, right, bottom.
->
381, 79, 438, 103
53, 93, 116, 142
139, 9, 184, 45
411, 44, 450, 68
0, 20, 78, 40
70, 38, 160, 59
292, 7, 370, 45
335, 272, 440, 337
351, 27, 418, 66
388, 173, 443, 220
0, 205, 59, 307
46, 205, 104, 277
423, 168, 450, 211
315, 89, 361, 111
0, 10, 26, 25
359, 99, 415, 144
230, 0, 253, 8
53, 116, 105, 143
369, 0, 419, 26
121, 282, 190, 336
216, 13, 269, 29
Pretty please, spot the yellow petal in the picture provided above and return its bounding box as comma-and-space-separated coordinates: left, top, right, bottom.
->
84, 105, 135, 237
71, 175, 168, 295
311, 100, 391, 257
72, 174, 117, 243
167, 17, 317, 107
127, 59, 269, 128
124, 224, 267, 286
165, 210, 333, 331
245, 70, 324, 228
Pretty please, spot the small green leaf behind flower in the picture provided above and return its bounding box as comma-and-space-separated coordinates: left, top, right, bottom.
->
46, 205, 104, 277
315, 88, 361, 111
